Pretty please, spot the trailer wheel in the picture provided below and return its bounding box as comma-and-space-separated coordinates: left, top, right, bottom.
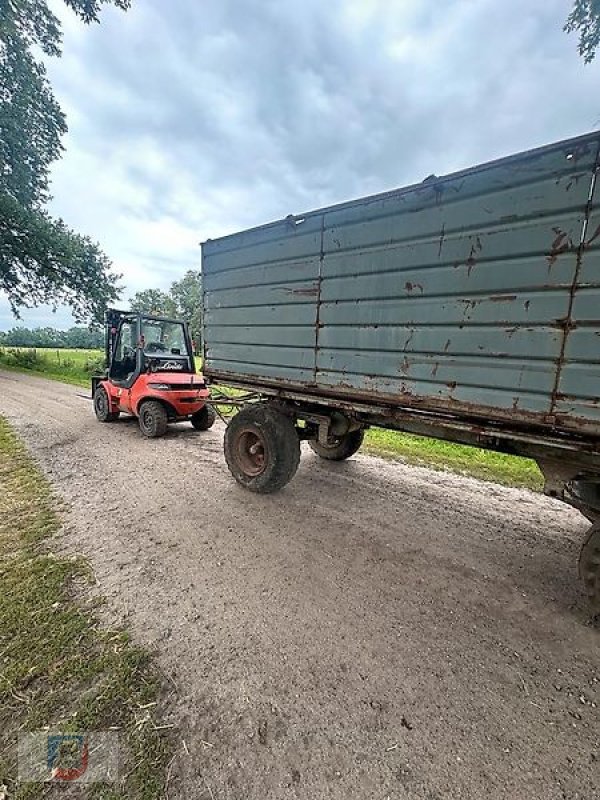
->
579, 523, 600, 613
191, 404, 216, 431
309, 428, 364, 461
93, 386, 119, 422
224, 404, 300, 493
138, 400, 168, 438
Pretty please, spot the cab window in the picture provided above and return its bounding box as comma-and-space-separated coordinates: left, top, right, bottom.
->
141, 321, 186, 355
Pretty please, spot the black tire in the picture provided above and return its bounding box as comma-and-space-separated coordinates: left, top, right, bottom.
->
224, 404, 300, 493
93, 386, 119, 422
191, 404, 216, 431
579, 523, 600, 613
138, 400, 169, 438
309, 428, 364, 461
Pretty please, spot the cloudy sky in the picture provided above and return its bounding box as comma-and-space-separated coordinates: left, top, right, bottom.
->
2, 0, 599, 329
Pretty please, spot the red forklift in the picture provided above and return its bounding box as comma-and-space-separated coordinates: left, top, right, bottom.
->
92, 308, 215, 437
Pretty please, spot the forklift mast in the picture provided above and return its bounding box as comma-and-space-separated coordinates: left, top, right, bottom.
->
104, 308, 132, 370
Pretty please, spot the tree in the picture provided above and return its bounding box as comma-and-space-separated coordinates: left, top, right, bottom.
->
0, 0, 128, 322
129, 289, 178, 318
565, 0, 600, 62
169, 270, 203, 344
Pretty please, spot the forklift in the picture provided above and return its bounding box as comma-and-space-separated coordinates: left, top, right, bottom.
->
92, 308, 215, 438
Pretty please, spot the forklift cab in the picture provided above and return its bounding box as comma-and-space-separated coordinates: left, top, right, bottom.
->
93, 308, 213, 438
106, 309, 195, 388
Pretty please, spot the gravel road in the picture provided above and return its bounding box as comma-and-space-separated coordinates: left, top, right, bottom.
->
1, 370, 598, 800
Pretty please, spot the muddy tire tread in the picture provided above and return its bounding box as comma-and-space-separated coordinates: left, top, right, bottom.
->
309, 428, 364, 461
224, 404, 300, 493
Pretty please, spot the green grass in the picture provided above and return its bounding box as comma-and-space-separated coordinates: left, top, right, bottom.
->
364, 427, 543, 490
0, 347, 103, 387
0, 347, 542, 490
0, 417, 172, 798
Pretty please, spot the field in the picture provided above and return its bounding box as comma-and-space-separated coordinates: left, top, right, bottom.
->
0, 346, 104, 386
0, 346, 542, 490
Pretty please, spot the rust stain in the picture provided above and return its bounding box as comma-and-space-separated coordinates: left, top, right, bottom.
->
402, 331, 414, 351
405, 281, 424, 294
283, 285, 319, 297
524, 300, 531, 311
465, 236, 483, 275
546, 227, 572, 268
443, 339, 451, 352
438, 223, 446, 257
431, 362, 439, 377
488, 294, 517, 303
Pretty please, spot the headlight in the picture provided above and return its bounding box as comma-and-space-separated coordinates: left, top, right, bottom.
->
148, 382, 170, 390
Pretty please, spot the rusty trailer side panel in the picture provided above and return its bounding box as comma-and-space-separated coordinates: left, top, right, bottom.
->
202, 132, 600, 438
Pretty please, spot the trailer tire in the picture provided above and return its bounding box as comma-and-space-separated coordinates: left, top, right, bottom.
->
309, 428, 364, 461
224, 404, 300, 493
579, 523, 600, 613
138, 400, 169, 438
191, 404, 216, 431
93, 386, 119, 422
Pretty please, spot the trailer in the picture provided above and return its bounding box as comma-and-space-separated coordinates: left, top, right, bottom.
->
201, 131, 600, 610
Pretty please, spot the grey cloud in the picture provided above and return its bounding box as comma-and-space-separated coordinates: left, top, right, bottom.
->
3, 0, 599, 329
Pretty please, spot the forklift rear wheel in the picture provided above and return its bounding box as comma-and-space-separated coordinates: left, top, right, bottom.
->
191, 404, 216, 431
93, 386, 119, 422
309, 428, 364, 461
579, 523, 600, 613
138, 400, 168, 438
224, 404, 300, 493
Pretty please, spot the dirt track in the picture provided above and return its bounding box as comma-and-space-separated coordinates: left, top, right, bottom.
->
1, 369, 599, 799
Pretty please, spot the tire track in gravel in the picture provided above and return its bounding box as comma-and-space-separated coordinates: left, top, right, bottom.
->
1, 370, 598, 800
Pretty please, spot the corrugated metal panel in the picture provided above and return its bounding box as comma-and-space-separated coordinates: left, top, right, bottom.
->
202, 132, 600, 436
553, 159, 600, 426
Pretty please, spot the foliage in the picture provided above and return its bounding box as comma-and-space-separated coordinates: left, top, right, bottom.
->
170, 270, 203, 344
565, 0, 600, 62
0, 325, 103, 348
1, 346, 45, 369
0, 0, 127, 322
130, 271, 203, 348
0, 193, 121, 321
129, 289, 178, 318
0, 346, 108, 383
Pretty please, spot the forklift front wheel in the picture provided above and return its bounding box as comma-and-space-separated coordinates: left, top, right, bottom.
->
138, 400, 168, 438
191, 404, 216, 431
93, 386, 119, 423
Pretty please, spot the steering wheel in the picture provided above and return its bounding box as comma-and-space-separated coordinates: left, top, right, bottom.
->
146, 341, 167, 353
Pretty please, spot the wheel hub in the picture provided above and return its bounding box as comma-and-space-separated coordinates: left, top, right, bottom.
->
235, 429, 266, 476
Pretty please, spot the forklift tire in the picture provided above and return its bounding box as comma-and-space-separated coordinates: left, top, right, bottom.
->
224, 404, 300, 493
579, 523, 600, 613
93, 386, 119, 423
138, 400, 169, 438
309, 428, 364, 461
191, 404, 216, 431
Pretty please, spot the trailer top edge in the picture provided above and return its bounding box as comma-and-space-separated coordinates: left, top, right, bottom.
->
201, 130, 600, 252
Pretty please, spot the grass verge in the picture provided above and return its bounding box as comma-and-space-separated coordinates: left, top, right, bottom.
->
0, 416, 172, 798
0, 347, 542, 490
0, 347, 102, 388
364, 427, 543, 490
